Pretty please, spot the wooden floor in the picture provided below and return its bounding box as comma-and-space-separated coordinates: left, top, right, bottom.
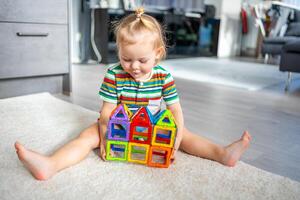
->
56, 61, 300, 182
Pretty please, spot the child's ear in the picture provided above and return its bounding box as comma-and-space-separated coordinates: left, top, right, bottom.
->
155, 46, 163, 60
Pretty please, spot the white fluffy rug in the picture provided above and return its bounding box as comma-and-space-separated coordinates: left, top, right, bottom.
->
0, 93, 299, 200
161, 58, 300, 91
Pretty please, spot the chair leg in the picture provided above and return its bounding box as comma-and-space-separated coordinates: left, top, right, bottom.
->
264, 54, 269, 64
285, 72, 292, 91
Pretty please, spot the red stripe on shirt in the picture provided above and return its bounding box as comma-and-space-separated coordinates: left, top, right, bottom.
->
163, 80, 175, 89
103, 77, 115, 85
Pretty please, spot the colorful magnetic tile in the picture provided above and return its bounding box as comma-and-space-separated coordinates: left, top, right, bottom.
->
130, 107, 153, 144
131, 107, 151, 123
152, 125, 176, 148
128, 143, 150, 164
106, 140, 128, 161
146, 106, 157, 124
148, 146, 172, 168
106, 104, 177, 168
130, 123, 152, 144
110, 104, 132, 121
154, 110, 176, 127
107, 119, 130, 141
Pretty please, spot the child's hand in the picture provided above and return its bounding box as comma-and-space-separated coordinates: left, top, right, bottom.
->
100, 142, 106, 161
171, 133, 181, 160
98, 102, 117, 161
98, 121, 107, 161
99, 136, 106, 161
171, 148, 177, 161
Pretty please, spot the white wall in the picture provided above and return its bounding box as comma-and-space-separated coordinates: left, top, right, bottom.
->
204, 0, 242, 58
70, 0, 81, 63
205, 0, 243, 57
217, 0, 242, 57
216, 0, 267, 57
70, 1, 93, 63
240, 0, 262, 56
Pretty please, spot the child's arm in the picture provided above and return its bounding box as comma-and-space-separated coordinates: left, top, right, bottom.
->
98, 102, 117, 160
167, 102, 184, 158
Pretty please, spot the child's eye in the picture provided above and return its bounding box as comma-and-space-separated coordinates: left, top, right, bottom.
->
122, 58, 131, 62
139, 59, 148, 63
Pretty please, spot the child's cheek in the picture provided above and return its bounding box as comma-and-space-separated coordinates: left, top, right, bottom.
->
122, 64, 130, 72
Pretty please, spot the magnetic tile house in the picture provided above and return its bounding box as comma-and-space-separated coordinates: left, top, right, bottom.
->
106, 104, 177, 168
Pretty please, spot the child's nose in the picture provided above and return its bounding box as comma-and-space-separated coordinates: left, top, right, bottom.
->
131, 62, 139, 70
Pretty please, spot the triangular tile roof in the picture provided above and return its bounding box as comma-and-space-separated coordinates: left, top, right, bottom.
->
154, 110, 176, 127
110, 104, 132, 121
131, 107, 151, 124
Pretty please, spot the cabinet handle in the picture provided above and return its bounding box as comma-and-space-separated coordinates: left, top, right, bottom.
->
16, 32, 49, 37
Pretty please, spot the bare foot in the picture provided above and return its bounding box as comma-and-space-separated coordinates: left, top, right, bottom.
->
15, 142, 55, 180
222, 131, 251, 167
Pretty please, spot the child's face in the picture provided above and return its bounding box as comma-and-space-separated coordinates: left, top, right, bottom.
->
118, 34, 162, 81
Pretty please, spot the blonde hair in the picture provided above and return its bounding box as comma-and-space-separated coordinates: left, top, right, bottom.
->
113, 8, 167, 61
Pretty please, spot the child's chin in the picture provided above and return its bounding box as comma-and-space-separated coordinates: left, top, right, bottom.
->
132, 75, 142, 80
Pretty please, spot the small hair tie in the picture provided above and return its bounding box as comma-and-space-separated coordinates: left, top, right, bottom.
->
135, 7, 144, 19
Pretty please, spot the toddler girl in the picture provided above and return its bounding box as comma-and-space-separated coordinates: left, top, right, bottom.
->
15, 8, 251, 180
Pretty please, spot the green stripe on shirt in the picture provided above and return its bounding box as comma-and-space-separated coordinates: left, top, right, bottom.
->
99, 64, 179, 106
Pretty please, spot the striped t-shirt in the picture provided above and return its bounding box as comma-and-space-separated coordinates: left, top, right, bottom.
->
99, 64, 179, 110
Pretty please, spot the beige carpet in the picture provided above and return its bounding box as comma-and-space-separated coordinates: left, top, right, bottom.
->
0, 93, 299, 200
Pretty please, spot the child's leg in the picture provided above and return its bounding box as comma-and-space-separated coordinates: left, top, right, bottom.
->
15, 122, 100, 180
179, 127, 251, 167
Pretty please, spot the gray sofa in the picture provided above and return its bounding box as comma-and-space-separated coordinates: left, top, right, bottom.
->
261, 10, 300, 61
279, 40, 300, 90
